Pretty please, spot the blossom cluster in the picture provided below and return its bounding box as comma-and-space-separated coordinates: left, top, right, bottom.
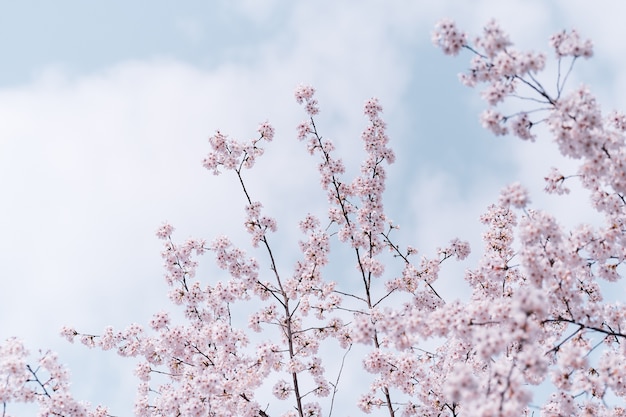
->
0, 337, 109, 417
431, 18, 626, 417
3, 17, 626, 417
201, 120, 275, 176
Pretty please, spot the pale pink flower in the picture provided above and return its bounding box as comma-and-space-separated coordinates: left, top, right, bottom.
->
60, 326, 77, 343
476, 19, 511, 58
432, 18, 467, 56
544, 167, 570, 194
134, 362, 151, 382
480, 79, 515, 105
510, 112, 536, 141
480, 109, 508, 136
499, 182, 530, 208
294, 84, 319, 115
272, 380, 291, 400
257, 121, 275, 141
155, 222, 174, 240
550, 28, 593, 58
149, 311, 170, 330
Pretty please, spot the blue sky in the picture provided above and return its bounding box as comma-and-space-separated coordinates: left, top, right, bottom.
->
2, 1, 626, 414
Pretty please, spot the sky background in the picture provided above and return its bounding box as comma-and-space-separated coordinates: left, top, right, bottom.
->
2, 1, 626, 415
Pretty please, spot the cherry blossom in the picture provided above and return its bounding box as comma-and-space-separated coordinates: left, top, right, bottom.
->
4, 17, 626, 417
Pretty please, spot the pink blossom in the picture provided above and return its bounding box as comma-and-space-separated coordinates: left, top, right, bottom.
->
480, 108, 508, 136
134, 362, 151, 382
295, 84, 319, 116
257, 121, 275, 141
149, 311, 170, 330
448, 238, 471, 260
480, 79, 516, 105
499, 182, 530, 208
510, 112, 536, 141
60, 326, 77, 343
432, 18, 467, 56
550, 28, 593, 58
544, 167, 570, 194
273, 380, 292, 400
155, 222, 174, 240
476, 19, 511, 58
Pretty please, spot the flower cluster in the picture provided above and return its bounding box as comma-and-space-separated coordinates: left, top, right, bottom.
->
294, 84, 319, 116
5, 17, 626, 417
431, 18, 466, 56
202, 121, 275, 175
550, 29, 593, 58
0, 338, 109, 416
433, 18, 626, 416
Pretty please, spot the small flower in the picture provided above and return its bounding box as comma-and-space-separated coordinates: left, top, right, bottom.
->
550, 29, 593, 58
480, 109, 508, 136
432, 18, 467, 56
499, 182, 530, 208
156, 223, 174, 240
272, 380, 292, 400
510, 112, 536, 141
60, 326, 78, 343
295, 84, 319, 115
544, 167, 570, 195
257, 121, 275, 141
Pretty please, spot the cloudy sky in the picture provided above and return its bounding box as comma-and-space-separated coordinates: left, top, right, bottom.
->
2, 0, 626, 414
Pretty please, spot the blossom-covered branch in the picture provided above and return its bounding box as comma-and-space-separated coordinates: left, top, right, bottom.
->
3, 17, 626, 417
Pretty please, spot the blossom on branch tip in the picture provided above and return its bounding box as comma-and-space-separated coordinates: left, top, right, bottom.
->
480, 79, 516, 106
257, 121, 275, 141
272, 380, 292, 400
60, 326, 78, 343
510, 112, 536, 141
499, 182, 530, 208
448, 238, 471, 260
155, 222, 174, 240
295, 84, 319, 116
480, 109, 508, 136
476, 19, 511, 58
550, 28, 593, 58
432, 18, 466, 56
544, 167, 570, 195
